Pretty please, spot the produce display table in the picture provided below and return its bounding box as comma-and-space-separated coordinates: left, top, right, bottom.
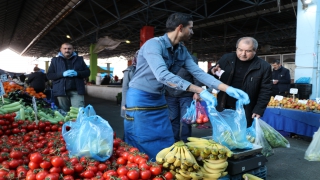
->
262, 107, 320, 137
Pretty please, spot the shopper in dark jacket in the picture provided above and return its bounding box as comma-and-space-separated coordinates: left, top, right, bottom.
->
47, 42, 90, 111
209, 37, 272, 127
27, 67, 48, 93
271, 60, 291, 96
165, 54, 202, 142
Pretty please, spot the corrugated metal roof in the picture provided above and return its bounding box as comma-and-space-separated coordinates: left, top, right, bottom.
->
0, 0, 297, 61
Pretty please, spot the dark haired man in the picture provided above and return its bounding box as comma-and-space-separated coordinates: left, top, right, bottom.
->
271, 59, 291, 97
47, 43, 90, 112
124, 13, 250, 159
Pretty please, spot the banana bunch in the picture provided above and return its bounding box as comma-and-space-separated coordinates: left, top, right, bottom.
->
186, 137, 233, 161
156, 141, 204, 179
200, 159, 228, 179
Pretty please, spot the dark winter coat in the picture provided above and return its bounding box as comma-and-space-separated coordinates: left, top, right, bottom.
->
272, 66, 291, 93
47, 55, 90, 96
209, 53, 272, 127
27, 72, 48, 93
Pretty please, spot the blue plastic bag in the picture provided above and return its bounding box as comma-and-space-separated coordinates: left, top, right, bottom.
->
62, 115, 114, 161
76, 104, 96, 123
246, 120, 256, 143
207, 100, 253, 150
295, 77, 311, 84
181, 100, 197, 124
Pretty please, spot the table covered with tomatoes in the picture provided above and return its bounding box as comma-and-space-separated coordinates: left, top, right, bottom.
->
0, 113, 174, 180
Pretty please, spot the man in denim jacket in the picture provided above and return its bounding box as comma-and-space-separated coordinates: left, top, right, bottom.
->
124, 12, 249, 160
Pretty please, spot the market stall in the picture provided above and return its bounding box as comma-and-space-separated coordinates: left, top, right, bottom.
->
262, 107, 320, 137
85, 84, 122, 102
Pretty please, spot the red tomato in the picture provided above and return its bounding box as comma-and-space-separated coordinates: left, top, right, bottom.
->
164, 171, 173, 180
63, 175, 74, 180
30, 152, 43, 164
127, 169, 139, 180
87, 166, 98, 173
126, 163, 138, 168
117, 157, 127, 165
28, 161, 40, 170
69, 157, 79, 165
50, 157, 65, 167
118, 175, 129, 180
49, 167, 61, 174
62, 166, 75, 175
150, 166, 162, 176
36, 170, 49, 180
203, 116, 209, 123
26, 173, 36, 180
44, 173, 59, 180
8, 159, 19, 169
103, 170, 118, 179
129, 147, 139, 153
39, 160, 51, 169
121, 151, 130, 160
139, 163, 150, 170
140, 169, 151, 180
83, 170, 95, 178
152, 177, 163, 180
98, 163, 107, 172
73, 163, 84, 173
116, 166, 128, 176
196, 118, 203, 124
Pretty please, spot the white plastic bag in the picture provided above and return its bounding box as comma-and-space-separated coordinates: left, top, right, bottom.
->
254, 118, 274, 157
304, 127, 320, 161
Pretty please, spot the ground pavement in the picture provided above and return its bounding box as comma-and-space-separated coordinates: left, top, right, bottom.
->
85, 95, 320, 180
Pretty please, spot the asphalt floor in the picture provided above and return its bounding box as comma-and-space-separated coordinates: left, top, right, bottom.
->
84, 95, 320, 180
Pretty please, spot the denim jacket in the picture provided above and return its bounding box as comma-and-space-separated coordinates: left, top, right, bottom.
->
129, 33, 221, 94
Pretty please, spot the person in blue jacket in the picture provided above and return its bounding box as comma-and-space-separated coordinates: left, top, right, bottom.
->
47, 43, 90, 112
124, 12, 250, 160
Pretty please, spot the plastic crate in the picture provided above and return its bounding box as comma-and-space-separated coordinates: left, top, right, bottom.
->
219, 165, 267, 180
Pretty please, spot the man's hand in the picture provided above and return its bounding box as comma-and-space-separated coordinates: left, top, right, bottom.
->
252, 113, 260, 119
211, 64, 221, 75
193, 93, 200, 101
273, 79, 279, 84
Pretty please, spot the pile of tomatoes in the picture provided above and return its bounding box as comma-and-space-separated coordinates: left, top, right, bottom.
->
0, 113, 172, 180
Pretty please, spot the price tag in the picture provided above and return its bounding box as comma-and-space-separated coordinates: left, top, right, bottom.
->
32, 96, 39, 124
298, 100, 308, 105
0, 74, 8, 82
0, 80, 5, 96
274, 95, 283, 101
290, 88, 298, 94
316, 98, 320, 104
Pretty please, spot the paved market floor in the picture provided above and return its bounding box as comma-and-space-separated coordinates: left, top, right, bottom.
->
85, 95, 320, 180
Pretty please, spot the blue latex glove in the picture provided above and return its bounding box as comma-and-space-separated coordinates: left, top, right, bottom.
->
226, 87, 250, 104
63, 70, 73, 77
199, 90, 217, 107
69, 70, 78, 77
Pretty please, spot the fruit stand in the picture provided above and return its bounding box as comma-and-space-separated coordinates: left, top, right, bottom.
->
263, 97, 320, 137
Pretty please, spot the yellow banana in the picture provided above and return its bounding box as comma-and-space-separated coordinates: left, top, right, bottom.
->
221, 171, 228, 177
173, 147, 182, 167
203, 172, 222, 179
178, 169, 191, 178
169, 170, 176, 176
187, 137, 209, 142
187, 167, 194, 172
155, 144, 174, 164
210, 146, 219, 155
203, 146, 212, 154
204, 160, 228, 169
190, 171, 203, 180
208, 154, 218, 160
203, 163, 226, 174
165, 146, 178, 163
175, 173, 190, 180
242, 173, 263, 180
218, 153, 227, 160
192, 147, 201, 157
218, 147, 227, 154
182, 146, 194, 166
162, 162, 170, 168
205, 158, 227, 164
200, 150, 209, 159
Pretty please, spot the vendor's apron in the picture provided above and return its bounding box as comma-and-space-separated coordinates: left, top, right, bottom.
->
124, 88, 175, 160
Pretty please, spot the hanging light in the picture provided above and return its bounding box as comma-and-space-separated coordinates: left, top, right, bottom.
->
66, 35, 71, 39
301, 0, 312, 10
125, 40, 131, 44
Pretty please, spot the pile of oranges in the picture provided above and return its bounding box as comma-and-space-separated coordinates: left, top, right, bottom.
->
25, 87, 47, 99
2, 82, 46, 99
2, 82, 23, 94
